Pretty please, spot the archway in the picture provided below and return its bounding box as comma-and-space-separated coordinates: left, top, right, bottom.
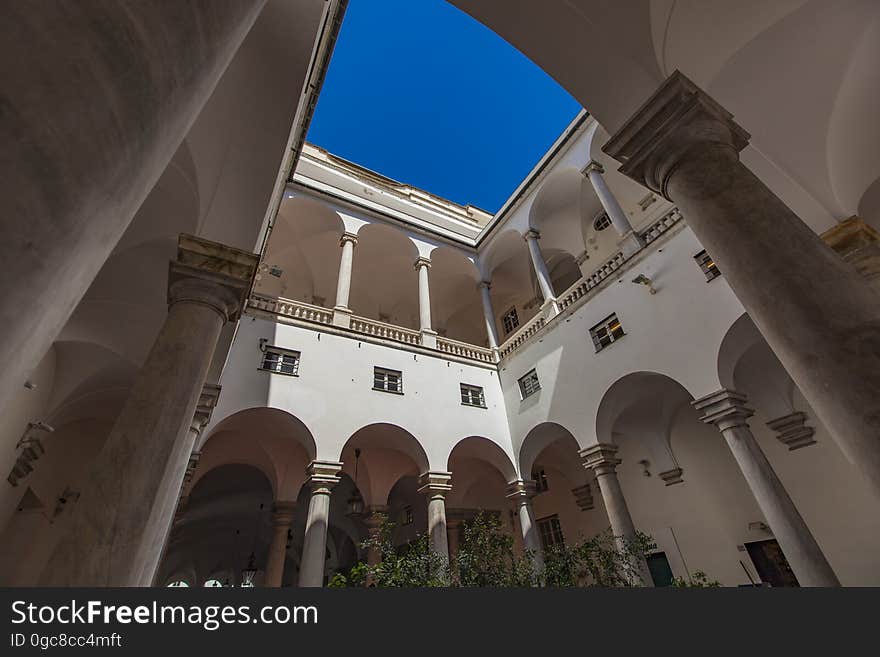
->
428, 247, 485, 345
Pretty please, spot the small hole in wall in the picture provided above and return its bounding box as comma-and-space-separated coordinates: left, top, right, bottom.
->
658, 248, 663, 253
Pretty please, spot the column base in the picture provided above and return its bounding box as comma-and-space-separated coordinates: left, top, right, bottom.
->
617, 230, 645, 258
540, 298, 560, 320
332, 306, 352, 328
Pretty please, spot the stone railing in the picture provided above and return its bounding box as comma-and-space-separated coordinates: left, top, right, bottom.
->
436, 336, 496, 363
249, 294, 334, 325
349, 316, 422, 345
500, 206, 685, 359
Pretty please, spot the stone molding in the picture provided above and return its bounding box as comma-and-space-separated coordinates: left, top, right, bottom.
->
523, 228, 541, 242
505, 479, 537, 504
581, 160, 605, 176
305, 460, 343, 495
339, 231, 358, 247
571, 483, 594, 511
413, 256, 432, 270
271, 501, 297, 526
477, 280, 491, 291
658, 467, 684, 486
418, 471, 453, 498
766, 411, 816, 451
579, 443, 622, 477
603, 70, 751, 200
693, 389, 754, 431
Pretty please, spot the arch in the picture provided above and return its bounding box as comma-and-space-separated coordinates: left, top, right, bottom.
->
255, 195, 346, 305
518, 422, 582, 483
349, 222, 421, 329
480, 229, 540, 339
338, 423, 430, 507
717, 312, 764, 391
447, 435, 517, 483
427, 246, 485, 344
528, 166, 590, 259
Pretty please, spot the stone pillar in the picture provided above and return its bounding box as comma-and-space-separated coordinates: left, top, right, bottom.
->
477, 281, 500, 350
332, 232, 358, 328
362, 505, 388, 567
414, 257, 437, 347
523, 229, 559, 317
418, 472, 452, 561
580, 444, 652, 586
445, 511, 465, 561
506, 480, 544, 571
604, 71, 880, 500
582, 161, 643, 256
0, 0, 267, 416
694, 389, 840, 587
264, 501, 296, 588
298, 461, 342, 588
41, 235, 257, 586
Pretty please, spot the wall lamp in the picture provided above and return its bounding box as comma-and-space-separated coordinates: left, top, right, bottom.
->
632, 273, 657, 295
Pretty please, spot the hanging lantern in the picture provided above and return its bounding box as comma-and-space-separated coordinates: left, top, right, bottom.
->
346, 448, 365, 517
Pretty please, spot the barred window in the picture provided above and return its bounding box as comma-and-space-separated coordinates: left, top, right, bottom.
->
501, 306, 520, 335
259, 347, 300, 376
402, 505, 414, 525
518, 369, 541, 399
537, 515, 565, 550
532, 468, 549, 493
593, 212, 612, 231
694, 250, 721, 281
460, 383, 486, 408
590, 314, 625, 352
373, 367, 403, 394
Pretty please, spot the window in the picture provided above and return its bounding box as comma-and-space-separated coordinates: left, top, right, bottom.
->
402, 505, 414, 525
537, 515, 565, 550
501, 306, 520, 335
373, 367, 403, 394
590, 313, 625, 352
646, 552, 674, 587
593, 212, 612, 231
518, 369, 541, 399
532, 468, 549, 493
203, 579, 224, 588
460, 383, 486, 407
166, 580, 189, 587
259, 346, 300, 376
694, 249, 721, 281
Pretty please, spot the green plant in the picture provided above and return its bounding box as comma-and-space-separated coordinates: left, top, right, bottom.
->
671, 570, 721, 587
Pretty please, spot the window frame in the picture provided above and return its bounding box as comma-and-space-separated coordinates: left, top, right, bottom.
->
537, 514, 565, 550
373, 366, 404, 394
589, 313, 625, 353
532, 468, 549, 493
694, 249, 722, 281
501, 306, 520, 336
460, 383, 486, 408
518, 368, 541, 400
258, 345, 301, 376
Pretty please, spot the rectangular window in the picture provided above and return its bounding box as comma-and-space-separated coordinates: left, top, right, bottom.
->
537, 514, 565, 550
518, 369, 541, 399
501, 306, 520, 335
402, 505, 414, 526
646, 552, 675, 587
259, 346, 300, 376
590, 313, 625, 352
694, 249, 721, 281
373, 367, 403, 394
532, 468, 549, 493
460, 383, 486, 408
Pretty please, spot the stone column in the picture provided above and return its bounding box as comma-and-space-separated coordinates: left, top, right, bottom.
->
415, 257, 437, 348
694, 389, 840, 586
445, 511, 465, 561
0, 0, 267, 416
264, 501, 297, 588
523, 229, 559, 317
477, 281, 500, 350
604, 71, 880, 500
298, 461, 342, 588
332, 232, 358, 328
580, 444, 652, 586
582, 161, 643, 256
506, 480, 544, 571
418, 472, 453, 562
362, 505, 388, 567
41, 235, 257, 586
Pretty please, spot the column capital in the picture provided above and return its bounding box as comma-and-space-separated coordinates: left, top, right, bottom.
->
414, 256, 432, 270
766, 411, 816, 451
477, 280, 491, 291
523, 228, 541, 242
305, 460, 343, 495
417, 471, 452, 498
603, 70, 750, 201
571, 483, 595, 511
505, 479, 537, 503
271, 501, 297, 526
693, 388, 754, 430
579, 443, 621, 476
192, 383, 221, 431
168, 234, 258, 322
339, 231, 358, 247
581, 160, 605, 176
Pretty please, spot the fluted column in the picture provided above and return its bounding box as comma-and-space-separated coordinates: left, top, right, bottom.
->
415, 257, 437, 347
477, 281, 500, 350
506, 480, 544, 571
694, 389, 840, 586
41, 235, 257, 586
264, 501, 296, 587
298, 461, 342, 588
523, 229, 559, 317
582, 161, 643, 256
0, 0, 267, 416
332, 232, 358, 327
604, 71, 880, 500
418, 472, 452, 562
580, 444, 652, 586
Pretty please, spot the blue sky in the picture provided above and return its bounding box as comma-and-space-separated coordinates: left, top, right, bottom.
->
306, 0, 582, 213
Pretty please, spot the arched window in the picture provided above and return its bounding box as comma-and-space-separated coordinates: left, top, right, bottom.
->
593, 212, 611, 231
203, 578, 224, 588
166, 580, 189, 587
